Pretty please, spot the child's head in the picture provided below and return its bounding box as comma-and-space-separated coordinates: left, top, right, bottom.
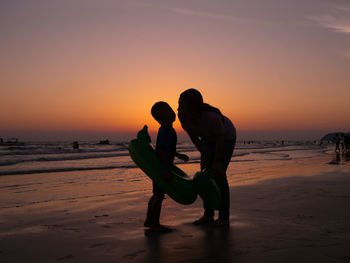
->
151, 101, 176, 125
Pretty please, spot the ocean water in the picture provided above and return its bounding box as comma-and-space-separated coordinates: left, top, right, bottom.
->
0, 140, 328, 176
0, 139, 347, 209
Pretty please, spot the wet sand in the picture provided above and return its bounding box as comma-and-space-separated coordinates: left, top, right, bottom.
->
1, 157, 350, 262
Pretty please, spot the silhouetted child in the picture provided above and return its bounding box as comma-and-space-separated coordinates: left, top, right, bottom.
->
144, 101, 189, 232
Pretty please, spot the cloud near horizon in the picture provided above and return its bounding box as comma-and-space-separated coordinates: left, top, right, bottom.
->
309, 2, 350, 34
311, 15, 350, 34
132, 1, 265, 25
309, 3, 350, 33
309, 3, 350, 60
169, 7, 248, 23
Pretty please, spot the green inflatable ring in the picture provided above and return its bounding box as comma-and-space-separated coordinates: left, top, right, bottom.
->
128, 125, 221, 209
129, 126, 197, 204
193, 169, 222, 210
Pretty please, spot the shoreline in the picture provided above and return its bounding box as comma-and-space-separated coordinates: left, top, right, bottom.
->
1, 160, 350, 262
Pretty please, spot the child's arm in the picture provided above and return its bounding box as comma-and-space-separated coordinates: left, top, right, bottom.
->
175, 151, 189, 162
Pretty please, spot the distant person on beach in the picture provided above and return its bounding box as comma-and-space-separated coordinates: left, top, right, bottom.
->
178, 89, 236, 227
144, 101, 189, 232
73, 141, 79, 149
335, 136, 341, 152
344, 134, 350, 153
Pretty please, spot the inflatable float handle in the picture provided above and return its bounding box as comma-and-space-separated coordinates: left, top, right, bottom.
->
137, 125, 152, 143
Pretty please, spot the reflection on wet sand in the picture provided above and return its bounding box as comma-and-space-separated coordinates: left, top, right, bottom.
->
344, 152, 350, 163
329, 152, 350, 165
144, 225, 232, 263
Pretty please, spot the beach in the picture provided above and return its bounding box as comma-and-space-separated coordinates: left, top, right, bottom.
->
2, 0, 350, 261
1, 142, 350, 262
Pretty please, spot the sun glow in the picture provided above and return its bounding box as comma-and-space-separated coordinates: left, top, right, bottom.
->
1, 1, 350, 140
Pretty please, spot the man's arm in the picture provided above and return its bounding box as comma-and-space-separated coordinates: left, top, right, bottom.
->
188, 133, 203, 153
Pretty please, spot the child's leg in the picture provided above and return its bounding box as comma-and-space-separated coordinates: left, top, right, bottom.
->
144, 182, 164, 227
151, 193, 164, 226
144, 195, 155, 227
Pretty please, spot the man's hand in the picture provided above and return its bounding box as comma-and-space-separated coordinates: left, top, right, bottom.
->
201, 152, 210, 172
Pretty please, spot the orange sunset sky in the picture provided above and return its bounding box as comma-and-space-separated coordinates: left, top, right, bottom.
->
1, 0, 350, 141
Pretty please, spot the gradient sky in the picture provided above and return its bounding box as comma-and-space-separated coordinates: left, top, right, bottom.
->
1, 0, 350, 141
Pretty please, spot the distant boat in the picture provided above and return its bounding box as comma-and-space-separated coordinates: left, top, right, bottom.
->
0, 138, 25, 146
73, 141, 79, 149
98, 139, 110, 145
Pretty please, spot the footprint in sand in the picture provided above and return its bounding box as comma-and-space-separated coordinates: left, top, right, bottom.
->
43, 224, 64, 229
94, 214, 109, 218
123, 250, 145, 259
63, 227, 80, 232
174, 246, 192, 250
110, 222, 124, 225
57, 254, 74, 260
88, 243, 106, 248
